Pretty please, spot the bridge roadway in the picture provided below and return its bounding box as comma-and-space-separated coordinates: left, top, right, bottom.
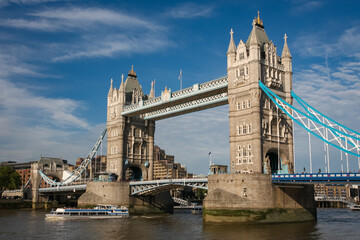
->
121, 76, 228, 120
34, 173, 360, 194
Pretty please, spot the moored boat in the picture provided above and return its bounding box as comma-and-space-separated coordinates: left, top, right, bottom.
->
191, 205, 203, 215
350, 205, 360, 211
46, 204, 129, 219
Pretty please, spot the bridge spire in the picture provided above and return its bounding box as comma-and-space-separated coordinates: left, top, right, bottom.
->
108, 78, 113, 96
149, 80, 155, 99
227, 28, 236, 67
119, 74, 124, 92
227, 28, 236, 54
281, 33, 292, 58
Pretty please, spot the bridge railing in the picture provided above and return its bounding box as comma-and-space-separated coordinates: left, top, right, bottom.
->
122, 76, 228, 113
272, 173, 360, 182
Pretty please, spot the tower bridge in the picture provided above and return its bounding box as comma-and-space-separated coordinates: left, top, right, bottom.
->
30, 12, 360, 223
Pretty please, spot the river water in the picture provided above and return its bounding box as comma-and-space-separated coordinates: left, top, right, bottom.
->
0, 208, 359, 240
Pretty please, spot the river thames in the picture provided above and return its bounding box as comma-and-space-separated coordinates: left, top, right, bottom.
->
0, 208, 359, 239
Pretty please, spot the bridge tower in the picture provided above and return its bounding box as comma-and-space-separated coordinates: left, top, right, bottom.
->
106, 66, 155, 181
227, 12, 294, 175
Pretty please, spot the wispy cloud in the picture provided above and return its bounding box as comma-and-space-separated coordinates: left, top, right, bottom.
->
0, 78, 89, 129
293, 62, 360, 130
53, 33, 172, 62
290, 1, 323, 15
0, 0, 62, 9
294, 27, 360, 58
0, 7, 161, 32
166, 3, 214, 19
0, 6, 171, 62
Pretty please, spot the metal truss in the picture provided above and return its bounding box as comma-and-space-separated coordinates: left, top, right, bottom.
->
259, 81, 360, 157
143, 92, 228, 120
129, 178, 208, 196
172, 197, 190, 206
39, 184, 87, 193
122, 76, 228, 118
39, 128, 107, 186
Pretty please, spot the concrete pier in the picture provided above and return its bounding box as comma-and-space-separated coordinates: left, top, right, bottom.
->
203, 174, 316, 223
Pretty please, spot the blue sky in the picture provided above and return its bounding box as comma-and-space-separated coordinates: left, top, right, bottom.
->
0, 0, 359, 175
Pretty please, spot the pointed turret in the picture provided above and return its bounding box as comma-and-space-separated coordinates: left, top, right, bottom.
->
249, 21, 260, 46
119, 74, 124, 93
149, 80, 155, 99
108, 78, 113, 96
246, 12, 269, 48
227, 28, 236, 54
281, 34, 292, 58
227, 28, 236, 68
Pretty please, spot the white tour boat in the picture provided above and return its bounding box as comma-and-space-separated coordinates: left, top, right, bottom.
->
350, 205, 360, 211
46, 204, 129, 219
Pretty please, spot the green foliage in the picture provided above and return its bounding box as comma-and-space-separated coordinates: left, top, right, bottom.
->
195, 189, 208, 200
0, 165, 22, 191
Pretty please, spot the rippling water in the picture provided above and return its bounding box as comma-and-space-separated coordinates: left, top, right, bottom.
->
0, 208, 359, 240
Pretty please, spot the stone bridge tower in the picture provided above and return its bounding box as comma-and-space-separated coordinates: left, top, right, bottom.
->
227, 12, 294, 175
107, 66, 155, 181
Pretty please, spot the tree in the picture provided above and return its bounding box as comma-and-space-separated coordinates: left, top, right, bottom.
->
0, 165, 22, 191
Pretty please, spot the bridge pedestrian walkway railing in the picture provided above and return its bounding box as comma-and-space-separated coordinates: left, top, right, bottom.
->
272, 173, 360, 183
122, 76, 228, 118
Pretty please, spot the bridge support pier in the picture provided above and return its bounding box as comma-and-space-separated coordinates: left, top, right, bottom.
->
78, 181, 174, 214
30, 163, 41, 207
203, 174, 316, 224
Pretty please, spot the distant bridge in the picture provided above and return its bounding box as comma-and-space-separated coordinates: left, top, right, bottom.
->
272, 173, 360, 183
129, 178, 208, 196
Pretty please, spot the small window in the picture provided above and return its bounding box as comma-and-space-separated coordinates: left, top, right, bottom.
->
239, 126, 243, 135
239, 68, 245, 76
239, 52, 244, 60
237, 102, 241, 110
247, 100, 251, 108
242, 101, 246, 109
243, 126, 247, 134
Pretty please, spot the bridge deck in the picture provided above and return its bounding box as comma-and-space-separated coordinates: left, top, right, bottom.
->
122, 76, 228, 120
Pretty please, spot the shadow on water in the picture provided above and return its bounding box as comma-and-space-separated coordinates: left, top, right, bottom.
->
202, 221, 320, 240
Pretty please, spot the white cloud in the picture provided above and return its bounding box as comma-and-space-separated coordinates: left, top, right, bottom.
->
290, 1, 323, 15
0, 77, 102, 164
166, 3, 214, 19
294, 27, 360, 58
293, 61, 360, 172
0, 7, 162, 32
53, 33, 172, 62
0, 0, 62, 9
0, 6, 171, 62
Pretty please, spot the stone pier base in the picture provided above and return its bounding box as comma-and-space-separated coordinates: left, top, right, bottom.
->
78, 181, 173, 214
203, 174, 317, 224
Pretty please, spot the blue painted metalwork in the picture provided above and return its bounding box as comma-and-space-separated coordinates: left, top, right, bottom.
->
292, 91, 360, 136
259, 81, 360, 157
272, 173, 360, 183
